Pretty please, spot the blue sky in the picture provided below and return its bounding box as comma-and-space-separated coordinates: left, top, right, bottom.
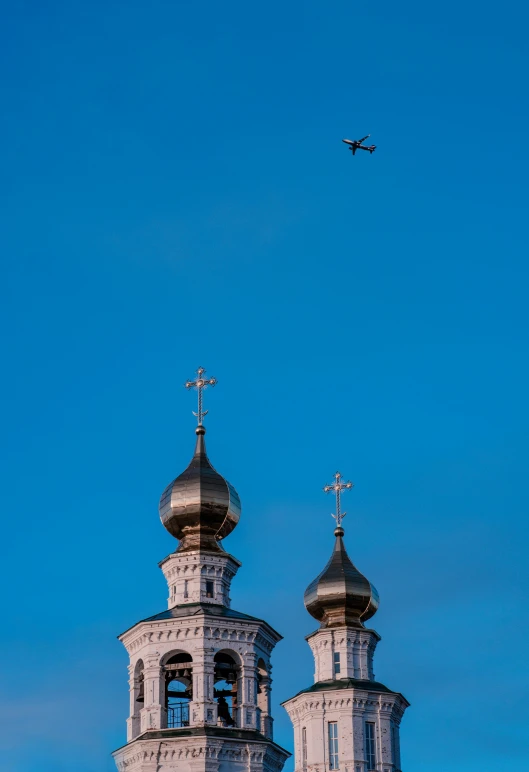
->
1, 1, 528, 770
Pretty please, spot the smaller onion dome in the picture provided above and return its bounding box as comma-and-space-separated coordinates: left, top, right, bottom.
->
159, 425, 241, 553
304, 526, 379, 628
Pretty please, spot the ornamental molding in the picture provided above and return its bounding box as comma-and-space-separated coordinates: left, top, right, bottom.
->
122, 618, 276, 655
114, 736, 288, 772
309, 631, 379, 650
162, 561, 239, 582
284, 689, 406, 720
159, 550, 242, 571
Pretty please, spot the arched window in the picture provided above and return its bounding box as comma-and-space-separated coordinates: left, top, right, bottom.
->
214, 651, 240, 727
256, 658, 270, 733
164, 653, 193, 728
135, 659, 145, 706
128, 659, 145, 740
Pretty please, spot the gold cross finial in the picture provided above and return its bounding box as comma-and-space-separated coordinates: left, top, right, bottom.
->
323, 471, 354, 528
185, 367, 217, 425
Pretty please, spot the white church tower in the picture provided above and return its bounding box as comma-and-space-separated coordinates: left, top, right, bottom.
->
113, 369, 290, 772
282, 473, 409, 772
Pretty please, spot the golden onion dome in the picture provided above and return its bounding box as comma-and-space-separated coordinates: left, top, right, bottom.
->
159, 425, 241, 552
304, 526, 379, 628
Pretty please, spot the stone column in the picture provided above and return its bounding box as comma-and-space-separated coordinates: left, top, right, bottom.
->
237, 655, 258, 730
351, 636, 360, 679
307, 630, 334, 681
393, 721, 402, 771
140, 656, 165, 732
377, 710, 393, 771
258, 675, 274, 738
127, 663, 142, 741
340, 712, 355, 772
311, 709, 326, 769
366, 636, 376, 681
359, 639, 369, 681
351, 706, 366, 772
190, 652, 217, 726
344, 630, 379, 680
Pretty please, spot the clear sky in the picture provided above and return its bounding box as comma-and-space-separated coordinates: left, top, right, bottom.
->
1, 1, 528, 770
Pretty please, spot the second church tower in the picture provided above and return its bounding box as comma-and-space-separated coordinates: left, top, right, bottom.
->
283, 473, 409, 772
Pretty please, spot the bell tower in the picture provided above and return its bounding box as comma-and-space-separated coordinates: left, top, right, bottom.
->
282, 472, 409, 772
112, 369, 290, 772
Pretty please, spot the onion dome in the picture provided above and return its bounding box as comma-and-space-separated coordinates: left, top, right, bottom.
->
304, 526, 379, 628
159, 425, 241, 553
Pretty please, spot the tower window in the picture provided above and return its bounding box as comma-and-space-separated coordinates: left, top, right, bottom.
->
328, 722, 339, 770
205, 580, 214, 598
302, 726, 307, 770
365, 722, 376, 770
333, 652, 341, 675
184, 580, 189, 599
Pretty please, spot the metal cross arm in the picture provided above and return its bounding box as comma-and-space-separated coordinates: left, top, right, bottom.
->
185, 366, 217, 425
323, 471, 354, 528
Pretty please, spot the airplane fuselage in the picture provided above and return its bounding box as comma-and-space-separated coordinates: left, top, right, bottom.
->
342, 138, 376, 153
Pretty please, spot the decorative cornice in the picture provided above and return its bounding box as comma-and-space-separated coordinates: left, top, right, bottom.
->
305, 627, 381, 644
159, 549, 242, 571
120, 618, 278, 656
283, 687, 409, 718
113, 733, 290, 772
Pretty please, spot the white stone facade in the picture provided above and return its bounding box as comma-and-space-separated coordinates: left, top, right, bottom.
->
307, 628, 379, 683
283, 627, 408, 772
160, 549, 241, 610
113, 733, 288, 772
113, 546, 290, 772
120, 608, 277, 739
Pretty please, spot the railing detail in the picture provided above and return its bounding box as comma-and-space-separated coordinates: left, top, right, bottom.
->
168, 702, 190, 728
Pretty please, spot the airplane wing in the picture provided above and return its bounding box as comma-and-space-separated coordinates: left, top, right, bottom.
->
358, 134, 370, 144
352, 146, 356, 155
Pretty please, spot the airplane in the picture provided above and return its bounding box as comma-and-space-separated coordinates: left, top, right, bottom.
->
342, 135, 376, 155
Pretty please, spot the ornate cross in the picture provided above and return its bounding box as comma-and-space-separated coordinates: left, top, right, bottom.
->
185, 367, 217, 425
323, 471, 354, 528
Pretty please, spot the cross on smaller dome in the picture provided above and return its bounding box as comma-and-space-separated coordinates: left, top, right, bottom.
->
305, 473, 379, 628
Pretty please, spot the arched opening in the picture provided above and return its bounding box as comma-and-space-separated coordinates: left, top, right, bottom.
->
135, 659, 145, 706
214, 651, 240, 727
164, 652, 193, 728
128, 658, 144, 740
257, 658, 270, 735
